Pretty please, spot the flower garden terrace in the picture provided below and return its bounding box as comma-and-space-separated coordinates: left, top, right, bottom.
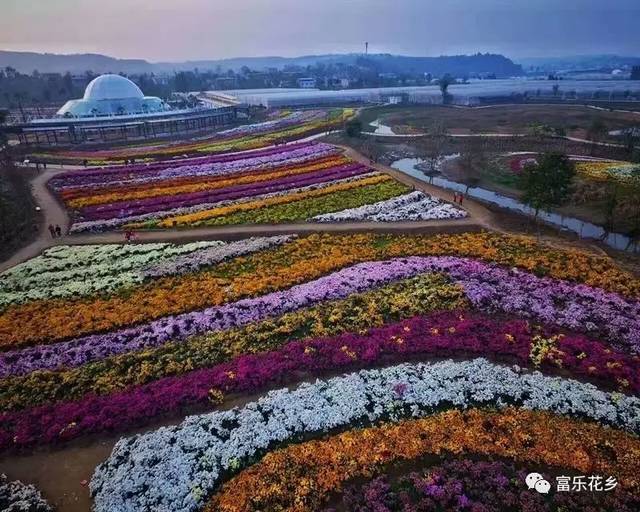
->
47, 141, 467, 233
29, 108, 353, 165
1, 231, 640, 511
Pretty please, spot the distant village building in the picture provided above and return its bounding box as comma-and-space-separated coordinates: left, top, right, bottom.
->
296, 77, 317, 89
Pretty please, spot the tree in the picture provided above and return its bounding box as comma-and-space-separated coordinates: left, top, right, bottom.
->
622, 128, 639, 157
458, 151, 486, 193
586, 118, 608, 155
0, 109, 12, 165
602, 182, 620, 236
521, 152, 575, 235
438, 74, 455, 104
345, 119, 362, 138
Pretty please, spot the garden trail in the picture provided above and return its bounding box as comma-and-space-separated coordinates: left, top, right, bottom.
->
362, 118, 628, 147
1, 139, 613, 273
0, 150, 485, 272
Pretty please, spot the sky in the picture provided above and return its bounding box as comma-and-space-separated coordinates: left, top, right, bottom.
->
1, 0, 639, 62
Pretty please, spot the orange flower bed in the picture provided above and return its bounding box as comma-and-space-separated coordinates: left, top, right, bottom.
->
208, 408, 640, 512
65, 155, 350, 208
1, 232, 638, 348
151, 174, 391, 228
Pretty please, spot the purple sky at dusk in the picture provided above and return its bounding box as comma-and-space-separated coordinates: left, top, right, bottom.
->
1, 0, 639, 61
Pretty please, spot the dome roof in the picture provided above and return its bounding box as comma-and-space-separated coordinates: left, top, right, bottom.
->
83, 74, 144, 101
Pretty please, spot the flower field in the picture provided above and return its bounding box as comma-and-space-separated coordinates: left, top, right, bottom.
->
1, 231, 640, 510
49, 141, 465, 232
574, 160, 640, 186
0, 473, 52, 512
34, 109, 353, 165
507, 153, 640, 187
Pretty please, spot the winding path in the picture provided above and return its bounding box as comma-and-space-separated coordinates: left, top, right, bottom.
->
0, 150, 486, 272
3, 135, 617, 273
362, 118, 629, 147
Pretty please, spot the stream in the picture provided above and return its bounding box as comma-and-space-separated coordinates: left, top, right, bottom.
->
391, 157, 638, 253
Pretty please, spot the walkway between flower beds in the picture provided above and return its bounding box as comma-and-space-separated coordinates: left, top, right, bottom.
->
0, 148, 489, 272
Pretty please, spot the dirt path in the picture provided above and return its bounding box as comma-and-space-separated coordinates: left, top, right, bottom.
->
362, 119, 628, 148
1, 140, 615, 273
0, 165, 73, 271
0, 147, 483, 272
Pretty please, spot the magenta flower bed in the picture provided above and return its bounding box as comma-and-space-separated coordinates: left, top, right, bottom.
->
50, 142, 334, 189
2, 256, 638, 379
77, 162, 369, 221
326, 458, 640, 512
2, 310, 638, 450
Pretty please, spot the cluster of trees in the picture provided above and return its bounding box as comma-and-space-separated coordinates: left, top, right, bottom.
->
0, 59, 474, 110
0, 68, 78, 109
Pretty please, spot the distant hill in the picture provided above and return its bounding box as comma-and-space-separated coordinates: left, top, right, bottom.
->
518, 54, 640, 72
0, 50, 523, 77
0, 51, 154, 75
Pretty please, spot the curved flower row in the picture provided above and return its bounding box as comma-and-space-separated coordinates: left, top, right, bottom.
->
5, 309, 640, 448
74, 161, 376, 221
0, 237, 292, 306
51, 142, 339, 194
313, 190, 466, 222
327, 459, 640, 512
0, 474, 52, 512
35, 109, 353, 164
90, 358, 640, 512
206, 409, 640, 512
70, 172, 380, 232
3, 253, 639, 371
0, 273, 463, 408
65, 154, 352, 209
3, 232, 637, 347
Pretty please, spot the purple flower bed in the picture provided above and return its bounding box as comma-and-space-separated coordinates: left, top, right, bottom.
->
4, 310, 639, 449
50, 142, 336, 189
326, 459, 640, 512
2, 256, 638, 378
76, 162, 369, 221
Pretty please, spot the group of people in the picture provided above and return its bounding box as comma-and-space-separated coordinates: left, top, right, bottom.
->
453, 192, 465, 205
47, 224, 63, 238
124, 230, 136, 243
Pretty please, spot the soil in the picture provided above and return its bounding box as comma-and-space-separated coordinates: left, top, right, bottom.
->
359, 104, 640, 142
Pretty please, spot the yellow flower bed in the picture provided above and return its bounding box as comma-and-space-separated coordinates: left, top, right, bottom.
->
1, 232, 638, 348
576, 161, 640, 186
148, 174, 390, 228
66, 156, 349, 208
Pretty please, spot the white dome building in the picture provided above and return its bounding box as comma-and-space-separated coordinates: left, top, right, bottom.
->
57, 74, 168, 118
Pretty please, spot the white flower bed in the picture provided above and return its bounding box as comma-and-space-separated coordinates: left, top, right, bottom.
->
69, 172, 381, 233
91, 358, 640, 512
0, 237, 293, 306
142, 235, 294, 278
313, 191, 466, 222
0, 474, 52, 512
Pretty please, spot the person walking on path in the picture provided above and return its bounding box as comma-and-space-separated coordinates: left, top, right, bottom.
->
55, 225, 62, 237
459, 194, 464, 205
48, 224, 56, 238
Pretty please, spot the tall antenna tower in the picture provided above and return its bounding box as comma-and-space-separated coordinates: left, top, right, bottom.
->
365, 42, 368, 55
